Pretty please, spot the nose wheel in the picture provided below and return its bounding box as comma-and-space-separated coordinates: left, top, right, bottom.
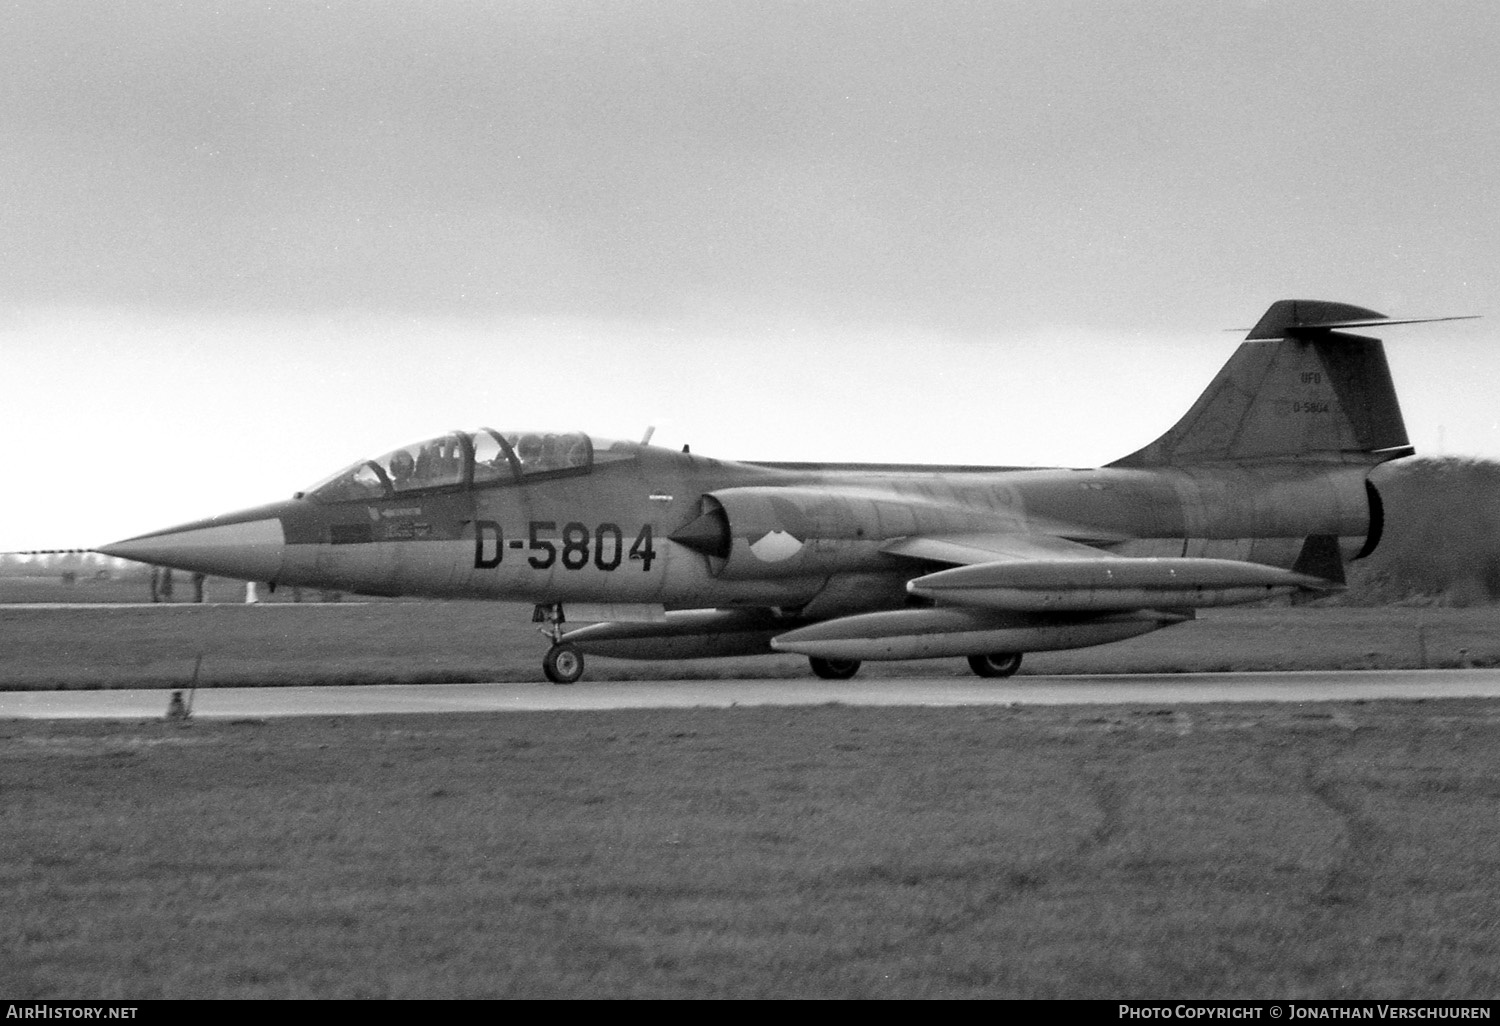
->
543, 642, 585, 685
967, 652, 1023, 678
535, 602, 585, 684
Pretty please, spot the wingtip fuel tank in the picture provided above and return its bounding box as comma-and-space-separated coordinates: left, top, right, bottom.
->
906, 557, 1337, 613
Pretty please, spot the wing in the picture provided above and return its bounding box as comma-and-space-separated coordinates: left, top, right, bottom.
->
880, 531, 1114, 566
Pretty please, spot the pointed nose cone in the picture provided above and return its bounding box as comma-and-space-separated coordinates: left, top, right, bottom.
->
97, 502, 294, 582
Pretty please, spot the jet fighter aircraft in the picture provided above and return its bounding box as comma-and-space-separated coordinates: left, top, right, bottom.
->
99, 300, 1470, 683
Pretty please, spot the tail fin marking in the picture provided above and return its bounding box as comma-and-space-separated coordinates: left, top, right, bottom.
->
1111, 299, 1413, 467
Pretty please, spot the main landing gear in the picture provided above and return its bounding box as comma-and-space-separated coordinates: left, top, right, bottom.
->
807, 654, 1021, 680
967, 652, 1023, 678
809, 656, 861, 680
536, 603, 585, 685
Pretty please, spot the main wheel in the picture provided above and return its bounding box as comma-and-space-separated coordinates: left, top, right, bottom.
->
967, 652, 1023, 678
809, 656, 861, 680
543, 643, 585, 685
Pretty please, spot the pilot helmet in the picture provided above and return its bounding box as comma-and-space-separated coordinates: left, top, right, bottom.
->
389, 449, 416, 479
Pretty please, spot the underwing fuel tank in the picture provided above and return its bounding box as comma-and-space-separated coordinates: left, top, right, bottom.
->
563, 609, 813, 660
770, 608, 1192, 662
907, 557, 1335, 613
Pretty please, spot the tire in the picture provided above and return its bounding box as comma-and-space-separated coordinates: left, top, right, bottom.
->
543, 643, 585, 685
967, 652, 1023, 679
809, 656, 861, 680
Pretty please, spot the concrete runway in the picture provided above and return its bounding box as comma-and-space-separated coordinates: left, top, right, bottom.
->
4, 668, 1500, 719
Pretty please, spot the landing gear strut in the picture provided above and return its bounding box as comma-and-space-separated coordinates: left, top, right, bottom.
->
809, 656, 862, 680
967, 652, 1023, 678
535, 603, 585, 685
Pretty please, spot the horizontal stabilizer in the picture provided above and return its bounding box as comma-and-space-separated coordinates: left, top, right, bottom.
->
1247, 315, 1478, 336
1241, 300, 1477, 339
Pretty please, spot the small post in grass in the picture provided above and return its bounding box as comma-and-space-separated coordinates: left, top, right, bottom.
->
187, 653, 202, 715
166, 654, 203, 721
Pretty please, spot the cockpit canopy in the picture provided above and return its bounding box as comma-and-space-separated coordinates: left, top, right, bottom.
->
304, 429, 635, 503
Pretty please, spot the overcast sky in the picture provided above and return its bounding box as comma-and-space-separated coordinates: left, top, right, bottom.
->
4, 1, 1497, 551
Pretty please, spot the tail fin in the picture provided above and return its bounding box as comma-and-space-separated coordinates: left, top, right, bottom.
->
1111, 300, 1419, 467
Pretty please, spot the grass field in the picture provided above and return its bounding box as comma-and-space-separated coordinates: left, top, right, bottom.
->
5, 598, 1500, 998
4, 702, 1500, 999
3, 600, 1499, 690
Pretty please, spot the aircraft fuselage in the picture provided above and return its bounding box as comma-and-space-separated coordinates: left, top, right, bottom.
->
140, 445, 1375, 620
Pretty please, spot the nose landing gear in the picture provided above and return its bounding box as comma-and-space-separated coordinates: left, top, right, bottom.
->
535, 603, 585, 684
543, 642, 585, 685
